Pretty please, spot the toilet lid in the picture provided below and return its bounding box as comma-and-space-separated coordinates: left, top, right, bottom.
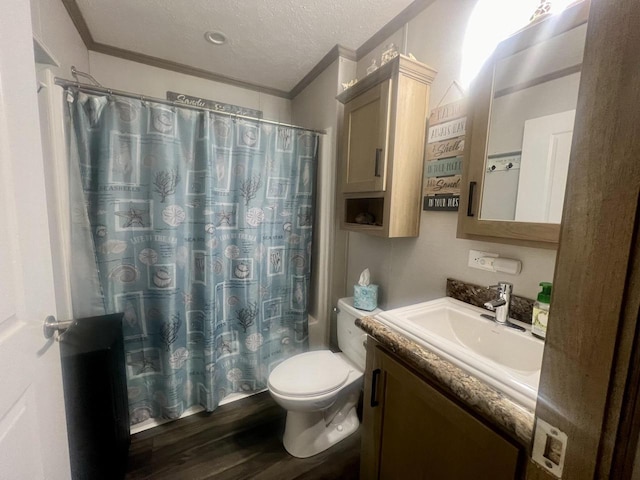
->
268, 350, 351, 397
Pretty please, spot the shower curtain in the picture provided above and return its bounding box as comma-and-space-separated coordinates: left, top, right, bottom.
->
66, 89, 318, 424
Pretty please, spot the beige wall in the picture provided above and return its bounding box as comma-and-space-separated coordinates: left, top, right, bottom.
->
88, 52, 291, 123
345, 0, 557, 309
292, 56, 356, 348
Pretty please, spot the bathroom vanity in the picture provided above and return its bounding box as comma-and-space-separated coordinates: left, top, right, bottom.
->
357, 298, 539, 479
360, 339, 523, 479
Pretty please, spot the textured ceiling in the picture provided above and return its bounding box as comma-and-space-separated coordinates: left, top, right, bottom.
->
75, 0, 415, 92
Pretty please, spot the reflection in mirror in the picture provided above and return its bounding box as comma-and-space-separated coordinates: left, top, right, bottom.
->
480, 23, 587, 223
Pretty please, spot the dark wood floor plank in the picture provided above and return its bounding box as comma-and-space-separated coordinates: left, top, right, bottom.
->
149, 419, 283, 479
125, 392, 360, 480
253, 431, 361, 480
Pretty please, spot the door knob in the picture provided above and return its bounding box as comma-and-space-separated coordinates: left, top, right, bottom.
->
43, 315, 74, 340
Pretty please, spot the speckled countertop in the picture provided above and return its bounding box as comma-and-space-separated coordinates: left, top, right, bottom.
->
356, 315, 535, 447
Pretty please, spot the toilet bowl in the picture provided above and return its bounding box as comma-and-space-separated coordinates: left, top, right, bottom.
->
267, 297, 382, 458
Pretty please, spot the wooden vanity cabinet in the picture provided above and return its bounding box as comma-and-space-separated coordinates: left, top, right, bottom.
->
337, 55, 436, 238
361, 339, 522, 480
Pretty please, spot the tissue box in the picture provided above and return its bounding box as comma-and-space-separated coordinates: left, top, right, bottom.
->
354, 285, 378, 311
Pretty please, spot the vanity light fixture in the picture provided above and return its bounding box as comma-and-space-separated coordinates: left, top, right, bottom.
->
204, 30, 227, 45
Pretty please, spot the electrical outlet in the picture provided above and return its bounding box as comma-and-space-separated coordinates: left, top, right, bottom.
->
468, 250, 499, 271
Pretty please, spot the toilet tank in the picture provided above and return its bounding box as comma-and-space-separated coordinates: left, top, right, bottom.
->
337, 297, 383, 371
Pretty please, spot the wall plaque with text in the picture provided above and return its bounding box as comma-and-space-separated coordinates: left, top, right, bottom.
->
423, 97, 466, 211
166, 91, 263, 118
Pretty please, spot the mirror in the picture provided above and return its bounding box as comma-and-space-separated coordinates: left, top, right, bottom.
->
479, 19, 587, 223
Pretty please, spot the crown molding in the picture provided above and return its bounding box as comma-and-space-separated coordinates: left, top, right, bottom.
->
61, 0, 95, 47
90, 42, 291, 98
289, 44, 357, 99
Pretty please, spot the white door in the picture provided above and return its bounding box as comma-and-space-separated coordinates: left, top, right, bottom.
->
0, 1, 71, 479
515, 109, 576, 223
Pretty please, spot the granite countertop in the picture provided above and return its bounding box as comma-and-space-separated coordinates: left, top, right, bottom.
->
356, 315, 535, 447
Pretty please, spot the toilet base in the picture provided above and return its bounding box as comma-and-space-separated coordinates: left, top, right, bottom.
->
282, 405, 360, 458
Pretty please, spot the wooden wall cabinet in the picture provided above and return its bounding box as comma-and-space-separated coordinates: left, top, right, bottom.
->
337, 55, 436, 238
361, 339, 522, 479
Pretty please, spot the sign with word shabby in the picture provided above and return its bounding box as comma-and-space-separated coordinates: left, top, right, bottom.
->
423, 93, 466, 211
166, 91, 263, 118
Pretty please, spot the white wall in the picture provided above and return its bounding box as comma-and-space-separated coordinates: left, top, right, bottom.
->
291, 56, 356, 348
30, 0, 90, 75
88, 52, 291, 123
346, 0, 557, 308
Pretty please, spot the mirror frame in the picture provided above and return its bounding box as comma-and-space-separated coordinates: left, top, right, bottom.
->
457, 0, 590, 248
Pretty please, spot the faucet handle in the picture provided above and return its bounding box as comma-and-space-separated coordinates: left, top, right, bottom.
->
488, 282, 513, 293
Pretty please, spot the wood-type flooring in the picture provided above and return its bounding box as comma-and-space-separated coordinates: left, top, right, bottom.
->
125, 391, 361, 480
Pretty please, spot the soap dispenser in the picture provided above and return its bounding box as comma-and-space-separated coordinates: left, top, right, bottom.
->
532, 282, 552, 339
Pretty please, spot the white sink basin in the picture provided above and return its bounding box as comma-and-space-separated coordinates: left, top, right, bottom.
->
375, 297, 544, 410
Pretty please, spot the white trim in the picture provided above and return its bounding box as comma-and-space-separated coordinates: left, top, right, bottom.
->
37, 71, 74, 320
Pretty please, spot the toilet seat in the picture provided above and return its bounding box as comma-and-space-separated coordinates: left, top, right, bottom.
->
268, 350, 351, 397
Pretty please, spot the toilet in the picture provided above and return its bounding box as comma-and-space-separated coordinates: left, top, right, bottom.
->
268, 297, 382, 458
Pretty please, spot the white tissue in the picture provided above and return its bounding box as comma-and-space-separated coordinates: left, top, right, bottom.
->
358, 268, 370, 286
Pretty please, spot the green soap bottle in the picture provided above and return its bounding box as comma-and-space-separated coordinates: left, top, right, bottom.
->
532, 282, 552, 339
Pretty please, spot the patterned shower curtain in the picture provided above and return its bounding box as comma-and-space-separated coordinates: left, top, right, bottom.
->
66, 89, 317, 425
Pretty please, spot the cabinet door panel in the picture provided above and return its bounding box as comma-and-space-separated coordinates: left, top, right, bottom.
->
370, 347, 520, 479
342, 80, 390, 193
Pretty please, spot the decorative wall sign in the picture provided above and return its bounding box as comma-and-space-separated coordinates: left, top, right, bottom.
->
426, 137, 465, 161
425, 156, 463, 177
423, 174, 462, 195
423, 82, 466, 212
166, 91, 263, 118
428, 98, 465, 126
424, 194, 460, 211
427, 117, 466, 143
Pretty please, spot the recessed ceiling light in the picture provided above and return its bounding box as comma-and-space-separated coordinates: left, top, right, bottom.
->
204, 31, 227, 45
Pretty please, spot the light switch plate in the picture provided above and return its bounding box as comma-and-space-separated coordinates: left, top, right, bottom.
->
532, 418, 568, 478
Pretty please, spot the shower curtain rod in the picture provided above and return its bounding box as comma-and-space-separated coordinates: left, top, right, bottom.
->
54, 77, 327, 135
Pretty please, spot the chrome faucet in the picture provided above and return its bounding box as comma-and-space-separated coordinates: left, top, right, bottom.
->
484, 282, 512, 324
483, 282, 524, 331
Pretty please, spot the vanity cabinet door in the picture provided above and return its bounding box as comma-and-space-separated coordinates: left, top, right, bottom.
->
361, 344, 521, 480
342, 80, 391, 193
